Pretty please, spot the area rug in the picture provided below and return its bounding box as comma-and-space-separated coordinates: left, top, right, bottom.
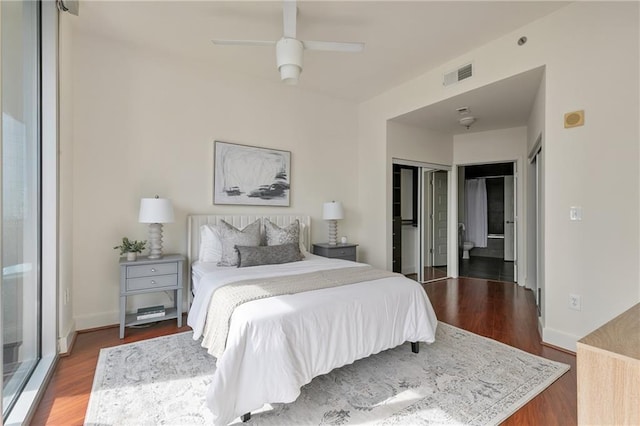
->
85, 323, 569, 426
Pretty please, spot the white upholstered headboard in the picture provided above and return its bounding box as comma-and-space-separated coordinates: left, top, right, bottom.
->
186, 214, 311, 305
187, 214, 311, 267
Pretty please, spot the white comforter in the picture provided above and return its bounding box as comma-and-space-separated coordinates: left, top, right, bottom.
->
187, 254, 438, 425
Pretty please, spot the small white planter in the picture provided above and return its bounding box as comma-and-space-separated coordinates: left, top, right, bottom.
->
126, 252, 138, 261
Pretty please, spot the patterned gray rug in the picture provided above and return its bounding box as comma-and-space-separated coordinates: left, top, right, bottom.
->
85, 323, 569, 426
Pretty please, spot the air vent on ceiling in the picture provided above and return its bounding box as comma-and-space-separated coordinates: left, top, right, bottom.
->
443, 63, 473, 86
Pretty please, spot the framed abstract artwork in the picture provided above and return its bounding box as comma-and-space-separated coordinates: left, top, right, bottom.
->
213, 141, 291, 206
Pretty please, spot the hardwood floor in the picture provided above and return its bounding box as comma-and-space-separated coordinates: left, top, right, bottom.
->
424, 278, 577, 425
31, 278, 576, 425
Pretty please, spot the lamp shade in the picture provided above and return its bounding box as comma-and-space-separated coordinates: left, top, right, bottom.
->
322, 201, 344, 220
138, 197, 175, 224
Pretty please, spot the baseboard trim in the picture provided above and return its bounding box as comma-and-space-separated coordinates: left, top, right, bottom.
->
77, 323, 119, 333
57, 320, 77, 355
542, 326, 579, 353
59, 331, 77, 357
541, 340, 576, 356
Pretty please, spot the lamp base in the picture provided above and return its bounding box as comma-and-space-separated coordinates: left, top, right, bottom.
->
147, 223, 164, 259
327, 220, 338, 246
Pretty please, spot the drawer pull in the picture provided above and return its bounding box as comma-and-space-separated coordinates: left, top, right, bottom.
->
151, 268, 156, 272
151, 280, 156, 284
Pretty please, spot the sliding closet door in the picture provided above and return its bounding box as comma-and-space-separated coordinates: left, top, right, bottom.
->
432, 171, 448, 266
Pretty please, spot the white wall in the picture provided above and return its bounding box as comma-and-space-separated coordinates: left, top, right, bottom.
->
453, 127, 527, 284
67, 31, 359, 330
357, 2, 639, 351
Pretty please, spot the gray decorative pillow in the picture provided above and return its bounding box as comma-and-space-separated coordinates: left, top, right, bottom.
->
264, 219, 300, 246
217, 220, 261, 266
236, 243, 303, 268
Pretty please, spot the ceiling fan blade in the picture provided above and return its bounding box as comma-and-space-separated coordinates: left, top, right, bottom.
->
212, 39, 276, 47
283, 0, 297, 39
303, 40, 365, 53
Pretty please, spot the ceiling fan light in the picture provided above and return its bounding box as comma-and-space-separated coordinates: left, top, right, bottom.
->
280, 64, 301, 85
276, 38, 303, 85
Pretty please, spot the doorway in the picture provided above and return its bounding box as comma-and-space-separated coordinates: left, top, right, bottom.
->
392, 160, 450, 283
457, 161, 516, 282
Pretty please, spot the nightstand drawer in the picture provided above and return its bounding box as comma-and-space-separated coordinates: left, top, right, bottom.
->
326, 246, 356, 259
312, 244, 357, 262
126, 274, 177, 291
126, 262, 177, 279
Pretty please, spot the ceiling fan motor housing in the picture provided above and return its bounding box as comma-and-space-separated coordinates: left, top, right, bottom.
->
276, 38, 304, 84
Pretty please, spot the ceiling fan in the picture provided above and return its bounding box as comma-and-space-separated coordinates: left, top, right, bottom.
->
212, 0, 365, 85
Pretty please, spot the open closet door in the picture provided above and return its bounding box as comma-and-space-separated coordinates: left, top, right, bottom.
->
394, 158, 450, 283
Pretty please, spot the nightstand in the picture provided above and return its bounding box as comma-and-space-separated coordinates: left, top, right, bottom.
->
312, 243, 358, 262
119, 254, 184, 339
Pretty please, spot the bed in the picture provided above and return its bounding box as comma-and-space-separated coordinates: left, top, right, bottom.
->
186, 214, 438, 425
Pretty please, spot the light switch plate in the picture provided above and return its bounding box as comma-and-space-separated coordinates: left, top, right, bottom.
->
570, 206, 582, 221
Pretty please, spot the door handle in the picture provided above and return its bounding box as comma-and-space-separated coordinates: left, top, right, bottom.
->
505, 221, 514, 224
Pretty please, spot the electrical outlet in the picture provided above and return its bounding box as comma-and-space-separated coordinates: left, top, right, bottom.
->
569, 293, 581, 311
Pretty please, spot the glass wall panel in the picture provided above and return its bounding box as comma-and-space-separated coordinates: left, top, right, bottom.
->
1, 0, 41, 416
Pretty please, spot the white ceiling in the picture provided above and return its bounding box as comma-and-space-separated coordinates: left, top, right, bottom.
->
73, 1, 568, 103
392, 66, 545, 135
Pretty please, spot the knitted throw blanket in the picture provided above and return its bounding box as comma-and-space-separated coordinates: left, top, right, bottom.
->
201, 266, 399, 358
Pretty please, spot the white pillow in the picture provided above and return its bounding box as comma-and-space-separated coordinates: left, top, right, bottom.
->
199, 224, 222, 263
299, 222, 309, 255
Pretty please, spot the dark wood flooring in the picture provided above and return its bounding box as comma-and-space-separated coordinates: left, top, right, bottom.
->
459, 256, 515, 282
31, 278, 576, 425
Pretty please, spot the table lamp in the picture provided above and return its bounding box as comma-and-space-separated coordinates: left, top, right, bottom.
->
139, 195, 174, 259
322, 201, 344, 246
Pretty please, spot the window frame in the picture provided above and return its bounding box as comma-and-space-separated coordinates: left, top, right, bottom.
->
2, 0, 58, 422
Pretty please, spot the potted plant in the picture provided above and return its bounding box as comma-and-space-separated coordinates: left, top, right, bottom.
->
114, 237, 147, 261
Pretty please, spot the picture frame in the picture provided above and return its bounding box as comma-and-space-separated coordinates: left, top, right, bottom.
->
213, 141, 291, 206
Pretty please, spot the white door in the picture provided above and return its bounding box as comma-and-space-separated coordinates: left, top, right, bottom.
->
504, 175, 515, 262
432, 171, 448, 266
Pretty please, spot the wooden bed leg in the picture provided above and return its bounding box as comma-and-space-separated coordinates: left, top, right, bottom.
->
411, 342, 419, 353
241, 412, 251, 422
